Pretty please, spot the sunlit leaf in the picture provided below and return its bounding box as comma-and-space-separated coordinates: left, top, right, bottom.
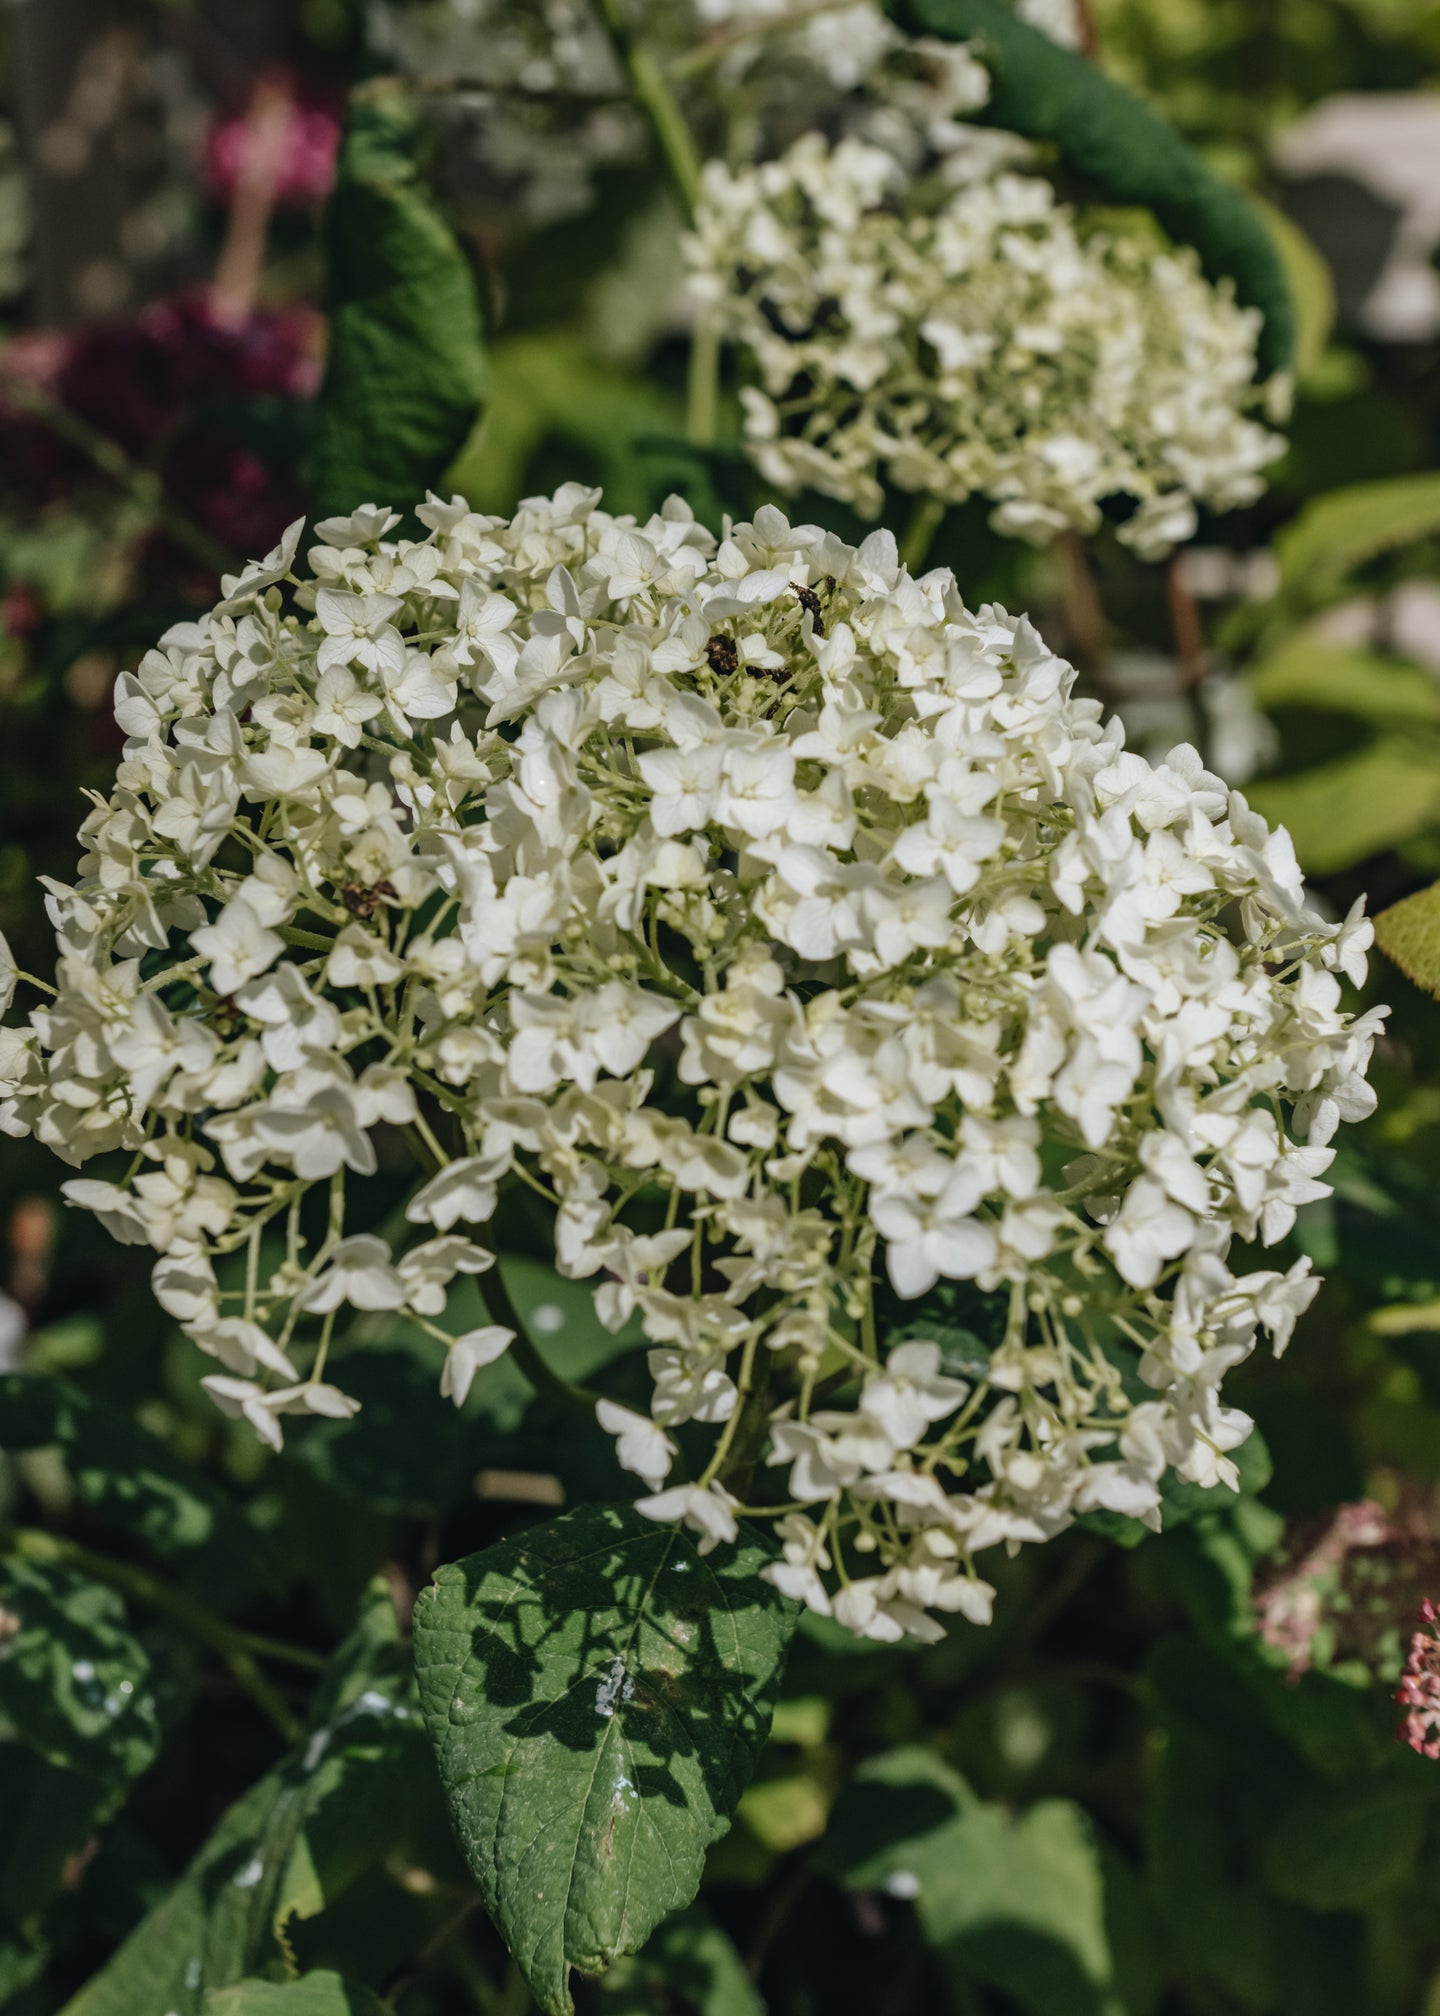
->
413, 1505, 800, 2016
1376, 881, 1440, 998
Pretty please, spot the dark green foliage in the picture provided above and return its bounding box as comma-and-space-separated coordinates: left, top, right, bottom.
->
310, 81, 487, 523
0, 1373, 266, 1596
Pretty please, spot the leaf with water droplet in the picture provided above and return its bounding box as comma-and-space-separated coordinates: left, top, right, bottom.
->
57, 1585, 445, 2016
413, 1504, 800, 2016
0, 1557, 160, 1784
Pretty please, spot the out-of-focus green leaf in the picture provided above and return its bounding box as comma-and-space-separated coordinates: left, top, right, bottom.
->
58, 1585, 435, 2016
413, 1505, 799, 2016
1255, 201, 1335, 383
203, 1974, 388, 2016
889, 0, 1294, 371
1248, 639, 1440, 725
0, 1373, 266, 1597
1261, 1777, 1433, 1911
311, 81, 486, 523
1376, 882, 1440, 998
1273, 473, 1440, 607
446, 333, 681, 524
1246, 739, 1440, 875
600, 1908, 764, 2016
0, 1556, 160, 1783
819, 1746, 1146, 2016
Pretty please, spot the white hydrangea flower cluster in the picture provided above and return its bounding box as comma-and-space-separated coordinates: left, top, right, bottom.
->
0, 492, 1381, 1641
368, 0, 992, 219
689, 133, 1288, 558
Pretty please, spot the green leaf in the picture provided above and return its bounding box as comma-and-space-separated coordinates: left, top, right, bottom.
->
1248, 638, 1440, 726
413, 1504, 801, 2016
819, 1747, 1141, 2016
600, 1907, 764, 2016
204, 1974, 388, 2016
0, 1373, 266, 1597
1245, 739, 1440, 875
1274, 472, 1440, 608
1260, 1777, 1433, 1912
888, 0, 1294, 373
1376, 881, 1440, 998
0, 1556, 160, 1783
58, 1586, 436, 2016
310, 80, 487, 524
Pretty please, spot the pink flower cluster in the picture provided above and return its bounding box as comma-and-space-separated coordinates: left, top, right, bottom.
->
203, 86, 340, 208
1397, 1600, 1440, 1759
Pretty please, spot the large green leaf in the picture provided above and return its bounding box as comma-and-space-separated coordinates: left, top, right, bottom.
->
818, 1747, 1147, 2016
0, 1373, 265, 1596
1376, 881, 1440, 998
413, 1504, 800, 2016
204, 1975, 388, 2016
1273, 472, 1440, 608
1245, 739, 1440, 876
58, 1586, 436, 2016
888, 0, 1294, 372
0, 1555, 160, 1783
310, 80, 487, 524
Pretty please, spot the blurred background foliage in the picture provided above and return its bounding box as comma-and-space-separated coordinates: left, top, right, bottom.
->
4, 2, 1440, 2013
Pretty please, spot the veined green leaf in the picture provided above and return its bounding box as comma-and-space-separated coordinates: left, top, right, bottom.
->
203, 1974, 388, 2016
1376, 881, 1440, 998
888, 0, 1294, 373
311, 80, 487, 524
413, 1505, 800, 2016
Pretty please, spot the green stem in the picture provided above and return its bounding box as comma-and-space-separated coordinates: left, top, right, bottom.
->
898, 494, 947, 575
0, 1525, 305, 1741
0, 367, 238, 578
687, 313, 721, 449
595, 0, 704, 219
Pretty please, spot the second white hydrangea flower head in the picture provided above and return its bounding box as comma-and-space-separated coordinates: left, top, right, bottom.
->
689, 132, 1287, 556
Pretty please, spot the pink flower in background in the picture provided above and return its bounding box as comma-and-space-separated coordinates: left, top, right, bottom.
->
203, 81, 340, 209
1398, 1601, 1440, 1759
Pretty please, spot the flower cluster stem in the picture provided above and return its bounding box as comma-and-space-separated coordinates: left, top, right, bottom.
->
595, 0, 704, 219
